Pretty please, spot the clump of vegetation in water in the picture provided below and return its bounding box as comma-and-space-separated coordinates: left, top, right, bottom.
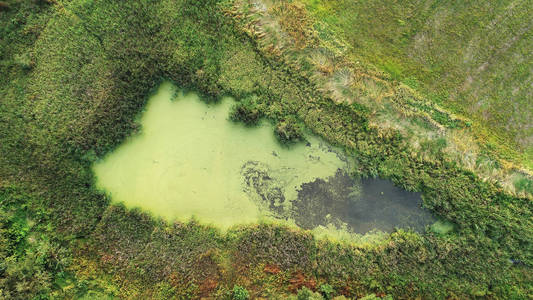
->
229, 95, 262, 126
430, 220, 455, 235
275, 116, 304, 144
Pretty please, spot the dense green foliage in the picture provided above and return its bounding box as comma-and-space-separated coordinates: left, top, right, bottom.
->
0, 0, 531, 299
275, 116, 304, 144
0, 186, 79, 299
229, 95, 263, 126
232, 285, 250, 300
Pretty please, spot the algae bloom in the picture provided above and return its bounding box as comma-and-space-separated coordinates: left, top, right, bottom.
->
93, 82, 348, 228
94, 82, 435, 233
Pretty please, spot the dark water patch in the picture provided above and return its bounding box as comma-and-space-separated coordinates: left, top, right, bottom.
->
241, 159, 436, 234
290, 170, 436, 234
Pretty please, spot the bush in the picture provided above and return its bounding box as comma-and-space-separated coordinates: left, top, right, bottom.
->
297, 287, 324, 300
275, 116, 304, 144
514, 176, 533, 195
229, 96, 262, 126
13, 52, 33, 70
232, 285, 249, 300
319, 284, 334, 299
360, 294, 393, 300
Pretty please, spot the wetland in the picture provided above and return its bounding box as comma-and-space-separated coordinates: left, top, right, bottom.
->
94, 82, 436, 234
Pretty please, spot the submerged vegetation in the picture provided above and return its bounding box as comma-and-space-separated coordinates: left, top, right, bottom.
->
0, 0, 531, 299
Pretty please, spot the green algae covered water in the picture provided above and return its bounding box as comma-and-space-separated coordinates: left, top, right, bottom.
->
93, 82, 436, 234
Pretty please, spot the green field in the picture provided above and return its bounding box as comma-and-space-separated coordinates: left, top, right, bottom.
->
302, 0, 533, 165
0, 0, 532, 299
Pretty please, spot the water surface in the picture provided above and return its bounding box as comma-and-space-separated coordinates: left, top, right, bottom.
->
94, 82, 435, 234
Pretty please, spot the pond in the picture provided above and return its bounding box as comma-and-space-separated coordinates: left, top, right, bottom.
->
93, 82, 436, 235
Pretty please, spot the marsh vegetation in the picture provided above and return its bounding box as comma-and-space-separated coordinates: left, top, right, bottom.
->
0, 0, 531, 299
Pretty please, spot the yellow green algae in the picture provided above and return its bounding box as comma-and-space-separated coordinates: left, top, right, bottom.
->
93, 82, 349, 228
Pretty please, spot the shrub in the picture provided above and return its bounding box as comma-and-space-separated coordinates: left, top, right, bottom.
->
275, 116, 304, 144
14, 52, 33, 70
319, 284, 334, 299
360, 294, 393, 300
297, 287, 323, 300
232, 285, 249, 300
229, 96, 262, 126
514, 176, 533, 195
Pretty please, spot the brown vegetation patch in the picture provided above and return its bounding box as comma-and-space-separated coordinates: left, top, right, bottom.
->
288, 272, 316, 293
263, 264, 281, 274
198, 277, 218, 297
270, 2, 315, 49
0, 1, 9, 11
